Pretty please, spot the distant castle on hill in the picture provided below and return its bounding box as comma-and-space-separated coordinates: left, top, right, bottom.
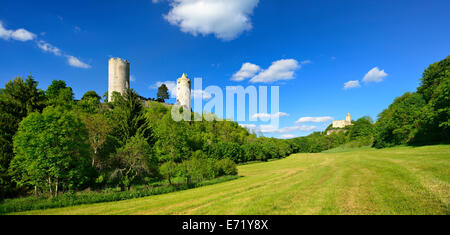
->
327, 113, 352, 135
332, 113, 352, 128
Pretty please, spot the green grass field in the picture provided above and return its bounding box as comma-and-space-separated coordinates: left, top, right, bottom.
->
12, 145, 450, 215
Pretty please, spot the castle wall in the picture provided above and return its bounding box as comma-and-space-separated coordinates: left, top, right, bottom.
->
108, 57, 130, 102
176, 74, 191, 111
332, 120, 348, 128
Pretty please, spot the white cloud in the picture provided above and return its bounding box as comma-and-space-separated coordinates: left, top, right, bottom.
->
1, 21, 90, 69
363, 67, 388, 83
344, 80, 360, 89
279, 134, 295, 139
239, 124, 256, 130
300, 60, 312, 65
163, 0, 259, 41
241, 124, 318, 134
250, 59, 300, 83
231, 62, 261, 81
37, 40, 61, 56
152, 81, 177, 98
67, 56, 91, 69
295, 116, 333, 124
192, 89, 212, 100
130, 75, 136, 82
37, 41, 90, 69
11, 28, 36, 41
252, 112, 289, 120
0, 21, 36, 41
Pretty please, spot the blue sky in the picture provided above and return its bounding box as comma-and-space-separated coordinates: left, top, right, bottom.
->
1, 0, 449, 138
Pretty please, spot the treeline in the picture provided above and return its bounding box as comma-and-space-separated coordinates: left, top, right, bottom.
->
0, 77, 298, 199
289, 56, 449, 151
372, 56, 449, 147
289, 56, 450, 150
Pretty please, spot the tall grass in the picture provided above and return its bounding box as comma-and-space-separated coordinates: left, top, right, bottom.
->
0, 175, 239, 214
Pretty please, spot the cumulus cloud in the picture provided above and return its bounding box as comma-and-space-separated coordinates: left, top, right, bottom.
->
163, 0, 259, 41
37, 40, 62, 56
278, 134, 295, 139
192, 89, 212, 100
239, 124, 256, 130
67, 56, 91, 69
1, 21, 90, 69
240, 124, 318, 134
295, 116, 333, 124
38, 41, 90, 69
231, 59, 302, 83
252, 112, 289, 120
250, 59, 300, 83
0, 21, 36, 41
363, 67, 388, 83
231, 62, 261, 81
344, 80, 360, 89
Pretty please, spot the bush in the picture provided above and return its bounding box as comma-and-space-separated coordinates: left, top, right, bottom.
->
179, 158, 218, 184
215, 158, 238, 176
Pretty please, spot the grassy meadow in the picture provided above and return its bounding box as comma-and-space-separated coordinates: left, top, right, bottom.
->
11, 145, 450, 215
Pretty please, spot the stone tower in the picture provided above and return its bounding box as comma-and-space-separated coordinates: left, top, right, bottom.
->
346, 113, 351, 123
176, 73, 191, 111
108, 57, 130, 102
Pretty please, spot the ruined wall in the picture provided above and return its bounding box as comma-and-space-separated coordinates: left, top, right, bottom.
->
108, 57, 130, 102
332, 120, 348, 128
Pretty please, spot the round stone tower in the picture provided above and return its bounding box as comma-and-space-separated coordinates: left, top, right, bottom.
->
176, 73, 191, 111
108, 57, 130, 102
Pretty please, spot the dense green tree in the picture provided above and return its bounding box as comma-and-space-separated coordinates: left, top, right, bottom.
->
107, 89, 151, 147
157, 84, 169, 102
82, 91, 101, 102
349, 116, 374, 140
46, 80, 74, 107
150, 108, 190, 163
109, 134, 158, 190
0, 76, 46, 198
83, 114, 112, 168
9, 107, 91, 196
159, 160, 178, 185
415, 56, 450, 142
373, 92, 426, 148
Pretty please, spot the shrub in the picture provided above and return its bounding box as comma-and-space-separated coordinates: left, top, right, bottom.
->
215, 158, 238, 176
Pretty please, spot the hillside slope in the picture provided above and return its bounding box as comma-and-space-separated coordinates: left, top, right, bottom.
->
14, 145, 450, 215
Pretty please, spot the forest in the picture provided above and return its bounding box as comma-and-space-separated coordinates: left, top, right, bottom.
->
0, 56, 448, 202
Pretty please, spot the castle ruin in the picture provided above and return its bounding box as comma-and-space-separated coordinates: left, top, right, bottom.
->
108, 57, 130, 101
332, 113, 352, 128
107, 58, 191, 109
176, 73, 191, 111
